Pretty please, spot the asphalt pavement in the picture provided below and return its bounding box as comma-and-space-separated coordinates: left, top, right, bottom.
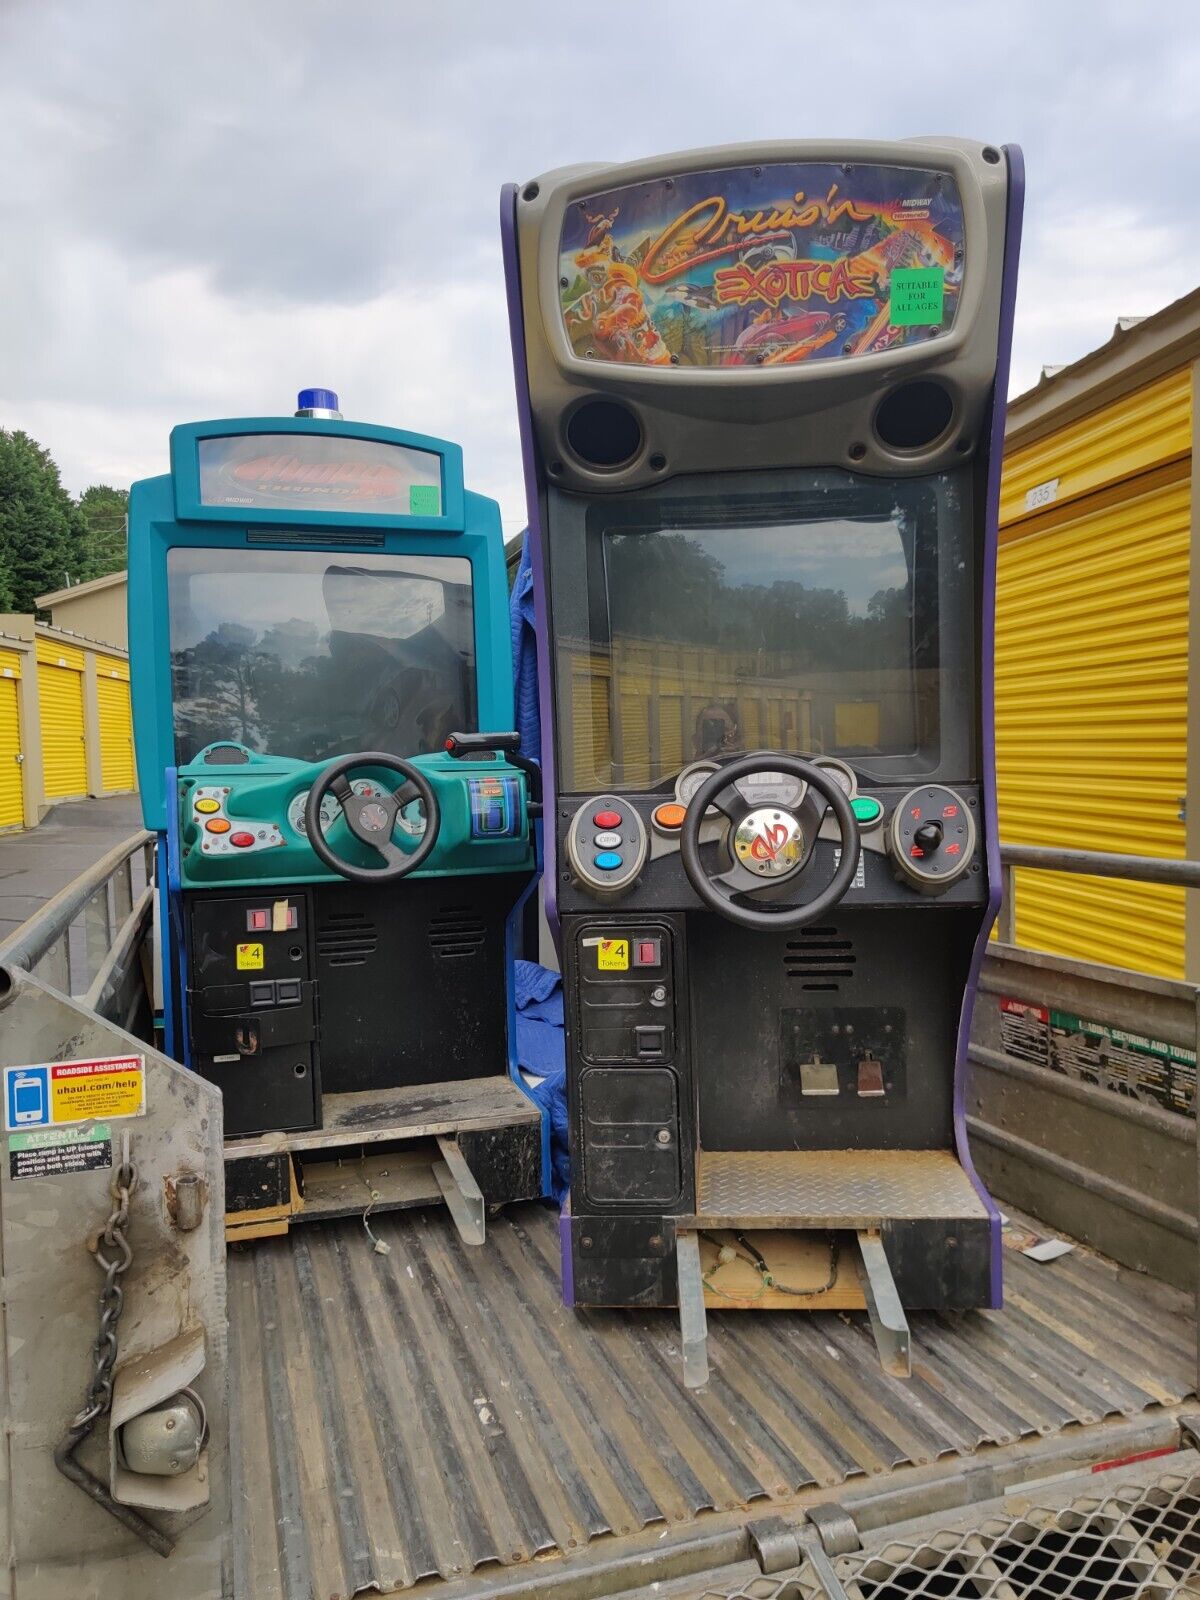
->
0, 794, 145, 946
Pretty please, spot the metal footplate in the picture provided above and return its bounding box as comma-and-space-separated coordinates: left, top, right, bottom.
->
432, 1135, 486, 1246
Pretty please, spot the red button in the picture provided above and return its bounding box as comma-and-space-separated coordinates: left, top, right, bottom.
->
229, 832, 255, 848
593, 809, 621, 829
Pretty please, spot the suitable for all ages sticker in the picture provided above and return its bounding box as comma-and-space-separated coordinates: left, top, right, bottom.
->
4, 1056, 145, 1132
889, 266, 946, 327
236, 941, 264, 970
409, 483, 441, 516
10, 1123, 112, 1181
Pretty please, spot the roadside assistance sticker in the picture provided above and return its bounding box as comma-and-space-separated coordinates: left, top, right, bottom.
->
4, 1056, 145, 1132
236, 941, 264, 970
9, 1123, 112, 1181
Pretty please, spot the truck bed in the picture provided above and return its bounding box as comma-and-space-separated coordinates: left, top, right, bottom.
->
228, 1202, 1195, 1600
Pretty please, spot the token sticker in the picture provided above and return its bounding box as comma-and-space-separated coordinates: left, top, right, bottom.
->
889, 266, 946, 327
597, 938, 629, 971
236, 942, 264, 970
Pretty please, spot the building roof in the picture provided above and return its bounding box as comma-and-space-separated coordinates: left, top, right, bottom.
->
36, 569, 127, 608
1006, 285, 1200, 448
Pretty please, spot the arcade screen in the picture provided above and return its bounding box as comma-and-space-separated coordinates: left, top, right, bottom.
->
563, 479, 942, 790
558, 161, 964, 368
168, 548, 476, 764
197, 434, 442, 517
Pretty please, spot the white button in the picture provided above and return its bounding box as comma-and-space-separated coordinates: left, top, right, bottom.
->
594, 830, 621, 848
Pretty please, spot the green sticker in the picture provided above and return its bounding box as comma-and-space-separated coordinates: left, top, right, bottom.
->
409, 483, 441, 516
10, 1122, 111, 1151
889, 267, 946, 328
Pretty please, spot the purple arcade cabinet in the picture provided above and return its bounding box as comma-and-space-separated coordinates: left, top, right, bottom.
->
502, 139, 1023, 1383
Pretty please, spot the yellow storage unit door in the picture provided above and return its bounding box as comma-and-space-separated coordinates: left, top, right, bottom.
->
37, 644, 87, 801
995, 477, 1189, 978
0, 649, 23, 829
97, 656, 134, 791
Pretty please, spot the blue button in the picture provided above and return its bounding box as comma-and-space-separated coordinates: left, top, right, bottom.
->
594, 851, 623, 871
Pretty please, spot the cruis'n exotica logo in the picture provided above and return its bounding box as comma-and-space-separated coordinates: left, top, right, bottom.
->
641, 188, 881, 308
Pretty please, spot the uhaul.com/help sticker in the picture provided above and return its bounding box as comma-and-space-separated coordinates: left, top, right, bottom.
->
4, 1055, 146, 1132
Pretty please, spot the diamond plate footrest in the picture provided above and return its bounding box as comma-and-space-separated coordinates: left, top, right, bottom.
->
683, 1148, 990, 1229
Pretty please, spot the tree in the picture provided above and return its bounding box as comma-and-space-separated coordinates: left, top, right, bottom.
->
0, 429, 88, 611
76, 485, 128, 580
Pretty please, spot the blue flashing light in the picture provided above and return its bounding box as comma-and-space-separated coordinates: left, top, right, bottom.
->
297, 387, 339, 413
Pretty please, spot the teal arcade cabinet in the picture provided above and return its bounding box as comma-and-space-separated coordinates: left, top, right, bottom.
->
129, 390, 547, 1236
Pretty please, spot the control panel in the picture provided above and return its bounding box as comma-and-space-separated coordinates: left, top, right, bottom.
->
562, 758, 979, 911
888, 784, 977, 892
192, 785, 285, 856
565, 794, 648, 897
176, 743, 532, 887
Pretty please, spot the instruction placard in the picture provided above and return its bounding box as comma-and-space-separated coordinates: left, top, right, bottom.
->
10, 1123, 112, 1181
4, 1056, 145, 1132
236, 941, 264, 970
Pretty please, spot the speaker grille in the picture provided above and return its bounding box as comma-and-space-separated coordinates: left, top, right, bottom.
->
316, 910, 379, 967
429, 907, 487, 960
783, 926, 856, 990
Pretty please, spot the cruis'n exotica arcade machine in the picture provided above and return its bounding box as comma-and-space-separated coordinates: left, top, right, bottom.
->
129, 392, 547, 1238
503, 140, 1022, 1381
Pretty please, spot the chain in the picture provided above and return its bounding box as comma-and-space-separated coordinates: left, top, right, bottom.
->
72, 1128, 138, 1430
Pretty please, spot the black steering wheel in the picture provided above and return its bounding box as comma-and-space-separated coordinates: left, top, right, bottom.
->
305, 752, 441, 884
679, 753, 860, 932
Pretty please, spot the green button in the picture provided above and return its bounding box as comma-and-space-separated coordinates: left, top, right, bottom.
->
852, 796, 883, 826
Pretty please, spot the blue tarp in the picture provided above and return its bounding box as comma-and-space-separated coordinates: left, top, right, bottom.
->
513, 960, 569, 1200
509, 534, 568, 1198
510, 530, 541, 763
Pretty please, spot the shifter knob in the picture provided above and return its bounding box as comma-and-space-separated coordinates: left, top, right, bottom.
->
914, 820, 944, 852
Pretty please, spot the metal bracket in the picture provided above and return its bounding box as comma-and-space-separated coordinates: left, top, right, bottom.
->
433, 1137, 485, 1246
805, 1500, 860, 1556
675, 1229, 709, 1388
746, 1513, 801, 1573
1179, 1412, 1200, 1451
855, 1231, 911, 1378
797, 1530, 853, 1600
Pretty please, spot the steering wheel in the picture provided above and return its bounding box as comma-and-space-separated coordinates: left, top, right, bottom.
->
679, 753, 860, 932
304, 752, 441, 884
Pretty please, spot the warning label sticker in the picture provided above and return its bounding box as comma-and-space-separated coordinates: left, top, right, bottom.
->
597, 938, 629, 971
9, 1123, 112, 1181
236, 942, 264, 970
4, 1056, 145, 1133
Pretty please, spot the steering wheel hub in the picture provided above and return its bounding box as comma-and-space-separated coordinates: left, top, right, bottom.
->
733, 807, 806, 878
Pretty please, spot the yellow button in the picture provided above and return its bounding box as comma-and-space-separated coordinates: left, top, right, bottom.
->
205, 818, 231, 834
653, 803, 687, 831
195, 798, 220, 814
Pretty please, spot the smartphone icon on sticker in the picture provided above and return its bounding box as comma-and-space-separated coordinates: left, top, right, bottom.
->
12, 1072, 45, 1124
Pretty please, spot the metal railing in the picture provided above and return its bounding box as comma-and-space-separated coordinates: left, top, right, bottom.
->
0, 831, 155, 1029
997, 840, 1200, 945
989, 838, 1200, 1392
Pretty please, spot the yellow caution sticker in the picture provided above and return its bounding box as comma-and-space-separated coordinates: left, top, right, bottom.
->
5, 1056, 145, 1131
236, 942, 264, 970
597, 938, 629, 971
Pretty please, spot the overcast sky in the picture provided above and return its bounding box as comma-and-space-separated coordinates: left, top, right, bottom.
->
2, 1, 1197, 532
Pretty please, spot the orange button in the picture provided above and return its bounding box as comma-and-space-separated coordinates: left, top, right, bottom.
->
653, 803, 687, 831
205, 818, 231, 834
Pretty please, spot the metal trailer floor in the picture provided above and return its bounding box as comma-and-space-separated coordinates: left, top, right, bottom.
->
228, 1203, 1195, 1600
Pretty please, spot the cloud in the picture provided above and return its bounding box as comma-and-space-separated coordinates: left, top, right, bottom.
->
1, 0, 1197, 527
